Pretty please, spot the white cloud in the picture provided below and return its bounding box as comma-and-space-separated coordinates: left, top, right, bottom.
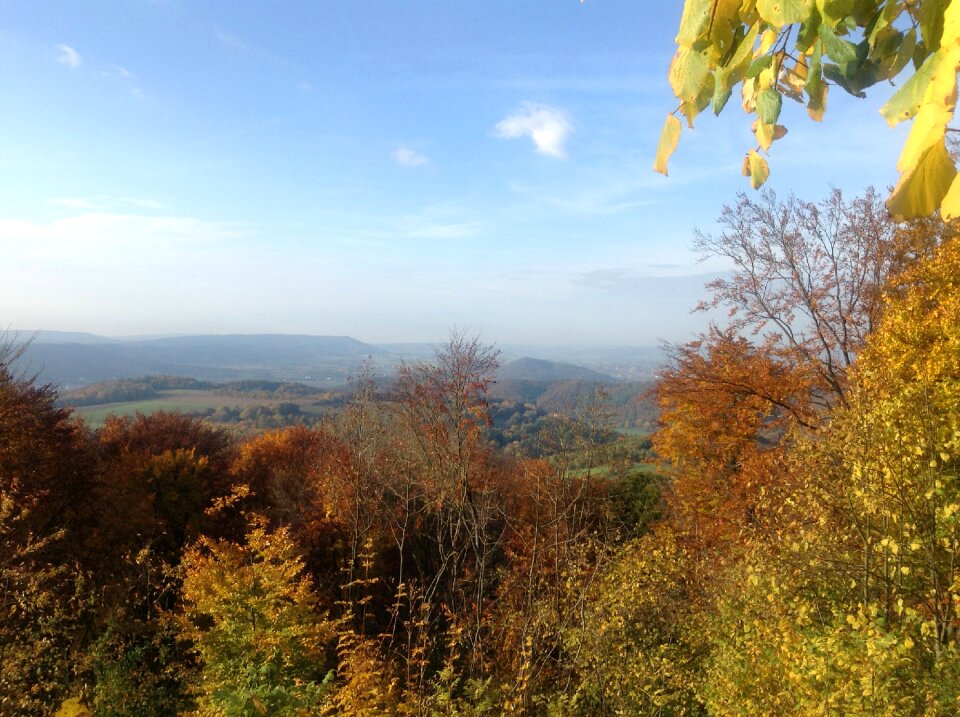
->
56, 44, 81, 69
495, 102, 571, 159
392, 147, 430, 167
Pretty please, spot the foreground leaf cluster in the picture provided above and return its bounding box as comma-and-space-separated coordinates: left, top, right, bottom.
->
662, 0, 960, 219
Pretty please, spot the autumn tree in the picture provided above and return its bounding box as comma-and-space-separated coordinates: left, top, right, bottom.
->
659, 0, 960, 218
179, 513, 335, 716
333, 364, 393, 630
387, 333, 504, 684
680, 232, 960, 716
229, 425, 357, 603
694, 188, 901, 408
557, 527, 707, 716
94, 412, 235, 566
75, 413, 236, 715
0, 341, 95, 714
651, 188, 933, 545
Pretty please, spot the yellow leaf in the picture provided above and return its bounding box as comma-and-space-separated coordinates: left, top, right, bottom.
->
807, 80, 828, 121
945, 0, 960, 48
758, 0, 813, 28
742, 77, 759, 112
55, 699, 93, 717
758, 64, 777, 90
669, 46, 711, 104
676, 0, 712, 47
707, 0, 743, 56
752, 120, 788, 150
895, 47, 960, 175
888, 137, 957, 217
745, 149, 770, 188
759, 28, 779, 55
941, 174, 960, 220
780, 56, 808, 96
654, 114, 682, 175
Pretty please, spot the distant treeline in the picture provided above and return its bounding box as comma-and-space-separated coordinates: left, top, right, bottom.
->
59, 375, 345, 407
59, 375, 211, 406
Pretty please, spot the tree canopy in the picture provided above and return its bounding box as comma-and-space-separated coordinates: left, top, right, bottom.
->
659, 0, 960, 219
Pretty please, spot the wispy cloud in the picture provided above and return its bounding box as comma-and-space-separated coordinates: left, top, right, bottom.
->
1, 212, 245, 266
495, 102, 571, 159
507, 179, 661, 216
215, 31, 250, 52
353, 205, 482, 241
392, 147, 430, 167
213, 29, 288, 68
50, 197, 105, 211
56, 44, 81, 69
400, 221, 480, 239
101, 64, 134, 79
50, 196, 167, 212
575, 268, 634, 291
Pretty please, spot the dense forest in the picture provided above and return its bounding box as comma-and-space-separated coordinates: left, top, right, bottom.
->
4, 187, 960, 715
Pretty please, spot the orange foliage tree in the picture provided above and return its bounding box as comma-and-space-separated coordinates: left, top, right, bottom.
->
0, 343, 95, 714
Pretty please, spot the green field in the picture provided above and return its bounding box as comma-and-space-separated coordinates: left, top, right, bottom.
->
73, 389, 330, 427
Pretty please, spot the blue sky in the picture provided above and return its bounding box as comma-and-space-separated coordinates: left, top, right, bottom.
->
0, 1, 907, 345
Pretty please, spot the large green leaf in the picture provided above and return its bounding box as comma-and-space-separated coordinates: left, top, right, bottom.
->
815, 0, 854, 26
713, 66, 735, 114
758, 0, 815, 27
921, 0, 949, 51
757, 89, 784, 123
676, 0, 712, 47
669, 47, 711, 104
890, 27, 918, 76
880, 53, 939, 127
797, 7, 823, 52
819, 23, 858, 64
725, 22, 761, 71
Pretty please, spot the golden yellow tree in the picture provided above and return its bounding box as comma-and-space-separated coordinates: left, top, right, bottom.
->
179, 514, 335, 716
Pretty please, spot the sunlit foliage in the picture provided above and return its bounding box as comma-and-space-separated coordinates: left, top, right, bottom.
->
664, 0, 960, 219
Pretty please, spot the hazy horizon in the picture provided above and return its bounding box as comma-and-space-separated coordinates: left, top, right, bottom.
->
11, 326, 670, 352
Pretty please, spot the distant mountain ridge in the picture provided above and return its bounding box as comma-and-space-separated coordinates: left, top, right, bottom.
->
13, 333, 386, 388
9, 331, 664, 393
